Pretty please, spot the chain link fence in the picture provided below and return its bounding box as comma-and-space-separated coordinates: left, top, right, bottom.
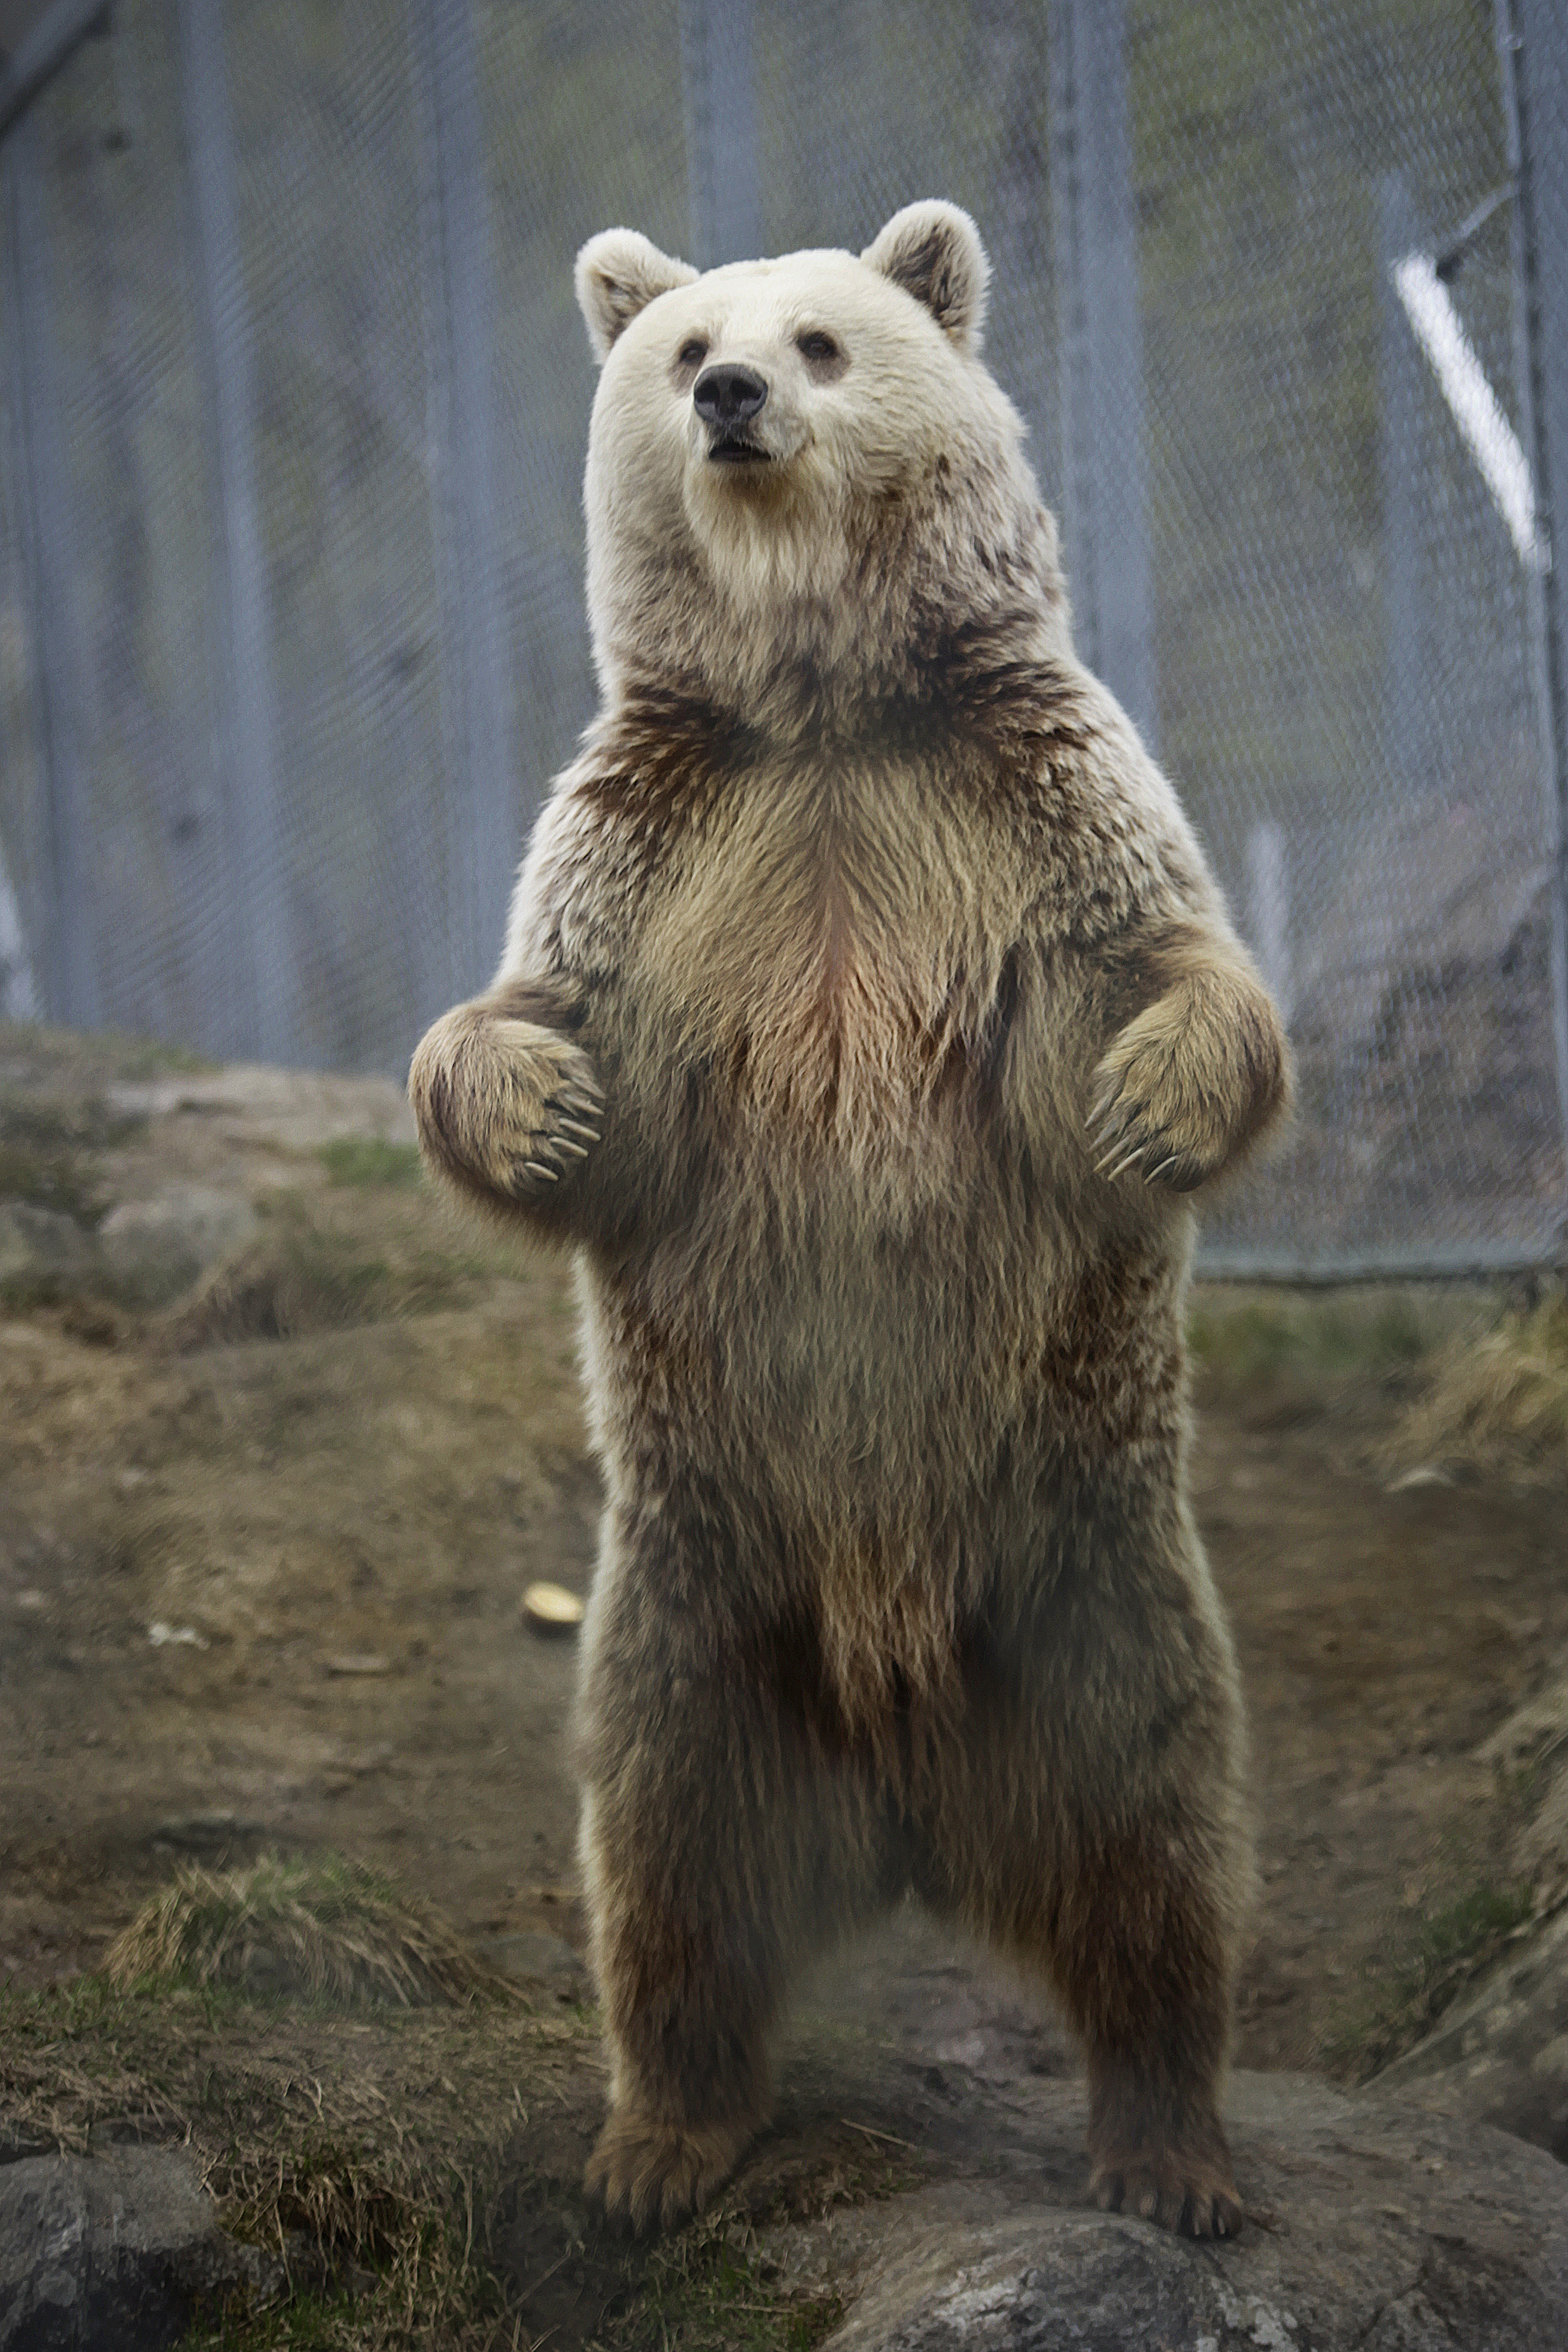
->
1, 0, 1565, 1275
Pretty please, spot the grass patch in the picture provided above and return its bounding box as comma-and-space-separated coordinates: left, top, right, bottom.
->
614, 2217, 843, 2352
1187, 1283, 1442, 1394
317, 1139, 424, 1192
1382, 1293, 1568, 1484
105, 1854, 510, 2009
1328, 1880, 1535, 2083
110, 1038, 218, 1079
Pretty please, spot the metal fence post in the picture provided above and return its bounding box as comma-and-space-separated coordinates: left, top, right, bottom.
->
1, 108, 96, 1028
178, 0, 291, 1063
679, 0, 761, 268
411, 0, 512, 1004
1047, 0, 1157, 753
1497, 0, 1568, 1237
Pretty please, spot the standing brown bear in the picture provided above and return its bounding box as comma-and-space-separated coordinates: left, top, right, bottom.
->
411, 201, 1290, 2240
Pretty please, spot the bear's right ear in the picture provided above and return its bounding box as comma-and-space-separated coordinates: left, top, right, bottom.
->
575, 229, 698, 363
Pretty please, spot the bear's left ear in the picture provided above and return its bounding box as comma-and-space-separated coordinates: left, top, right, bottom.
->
862, 202, 990, 353
576, 229, 698, 363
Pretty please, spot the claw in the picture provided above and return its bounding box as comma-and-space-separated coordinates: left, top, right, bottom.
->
1095, 1121, 1147, 1177
553, 1139, 589, 1162
1089, 1077, 1125, 1129
521, 1159, 560, 1184
1100, 1144, 1146, 1184
555, 1119, 601, 1145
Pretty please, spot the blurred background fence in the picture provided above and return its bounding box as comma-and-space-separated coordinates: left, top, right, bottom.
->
1, 0, 1566, 1276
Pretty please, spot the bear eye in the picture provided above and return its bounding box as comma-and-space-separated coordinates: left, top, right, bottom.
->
796, 329, 843, 369
676, 336, 708, 369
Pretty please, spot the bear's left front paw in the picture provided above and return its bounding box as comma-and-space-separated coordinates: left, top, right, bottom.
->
1088, 1005, 1230, 1193
584, 2109, 753, 2234
1089, 2146, 1244, 2239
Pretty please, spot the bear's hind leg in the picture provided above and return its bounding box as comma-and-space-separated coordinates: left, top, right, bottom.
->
920, 1493, 1249, 2238
1054, 1810, 1244, 2237
578, 1757, 780, 2234
578, 1500, 895, 2232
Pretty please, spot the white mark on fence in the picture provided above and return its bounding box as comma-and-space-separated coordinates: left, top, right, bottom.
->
0, 841, 38, 1020
1245, 818, 1293, 1024
1394, 250, 1546, 573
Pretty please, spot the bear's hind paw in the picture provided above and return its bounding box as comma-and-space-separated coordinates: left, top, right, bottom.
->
1089, 2150, 1244, 2239
584, 2110, 753, 2234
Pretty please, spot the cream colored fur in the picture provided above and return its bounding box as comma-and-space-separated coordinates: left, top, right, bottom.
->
410, 200, 1292, 2240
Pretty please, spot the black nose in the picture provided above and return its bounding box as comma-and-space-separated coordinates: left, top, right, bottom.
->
693, 362, 768, 426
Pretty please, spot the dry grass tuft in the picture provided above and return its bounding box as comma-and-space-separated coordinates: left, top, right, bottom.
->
104, 1853, 511, 2010
1326, 1881, 1535, 2084
1, 1965, 601, 2346
1383, 1294, 1568, 1484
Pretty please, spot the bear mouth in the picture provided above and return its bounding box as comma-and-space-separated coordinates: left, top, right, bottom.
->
706, 434, 771, 466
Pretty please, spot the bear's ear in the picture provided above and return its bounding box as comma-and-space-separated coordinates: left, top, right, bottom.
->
861, 202, 990, 352
576, 229, 698, 362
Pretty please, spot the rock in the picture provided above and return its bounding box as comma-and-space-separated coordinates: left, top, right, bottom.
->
1519, 1773, 1568, 1914
761, 2074, 1568, 2351
150, 1811, 262, 1855
0, 1182, 257, 1309
98, 1186, 257, 1307
0, 1202, 97, 1291
1376, 1901, 1568, 2163
1476, 1672, 1568, 1776
107, 1065, 416, 1152
481, 1930, 591, 2001
1369, 1682, 1568, 2160
1476, 1679, 1568, 1913
0, 2145, 282, 2350
733, 1921, 1568, 2352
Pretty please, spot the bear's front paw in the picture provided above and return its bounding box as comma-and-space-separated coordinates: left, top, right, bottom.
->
1087, 1004, 1230, 1193
584, 2110, 753, 2234
410, 1007, 603, 1207
1089, 2146, 1244, 2239
481, 1023, 604, 1201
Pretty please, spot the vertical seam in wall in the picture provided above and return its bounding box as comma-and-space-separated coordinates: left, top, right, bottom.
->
410, 0, 511, 1004
2, 110, 95, 1028
1498, 0, 1568, 1239
177, 0, 289, 1063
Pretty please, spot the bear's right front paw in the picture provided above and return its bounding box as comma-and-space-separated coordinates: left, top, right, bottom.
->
409, 1007, 603, 1207
483, 1022, 604, 1201
584, 2110, 753, 2234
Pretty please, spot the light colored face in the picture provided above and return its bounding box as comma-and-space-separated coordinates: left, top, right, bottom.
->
600, 250, 950, 534
575, 204, 1019, 661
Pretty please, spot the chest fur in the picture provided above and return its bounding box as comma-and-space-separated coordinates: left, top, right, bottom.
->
621, 754, 1022, 1145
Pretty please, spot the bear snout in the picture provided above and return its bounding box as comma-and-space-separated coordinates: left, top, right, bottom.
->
694, 362, 768, 430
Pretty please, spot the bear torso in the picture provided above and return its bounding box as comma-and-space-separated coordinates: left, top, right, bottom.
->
514, 670, 1196, 1716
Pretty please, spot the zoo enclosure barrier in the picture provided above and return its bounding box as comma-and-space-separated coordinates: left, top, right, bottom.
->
1, 0, 1566, 1278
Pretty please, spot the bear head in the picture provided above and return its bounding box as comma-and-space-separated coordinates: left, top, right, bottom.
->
574, 202, 1066, 719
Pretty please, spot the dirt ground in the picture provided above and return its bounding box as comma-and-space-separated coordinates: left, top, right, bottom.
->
2, 1016, 1564, 2097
